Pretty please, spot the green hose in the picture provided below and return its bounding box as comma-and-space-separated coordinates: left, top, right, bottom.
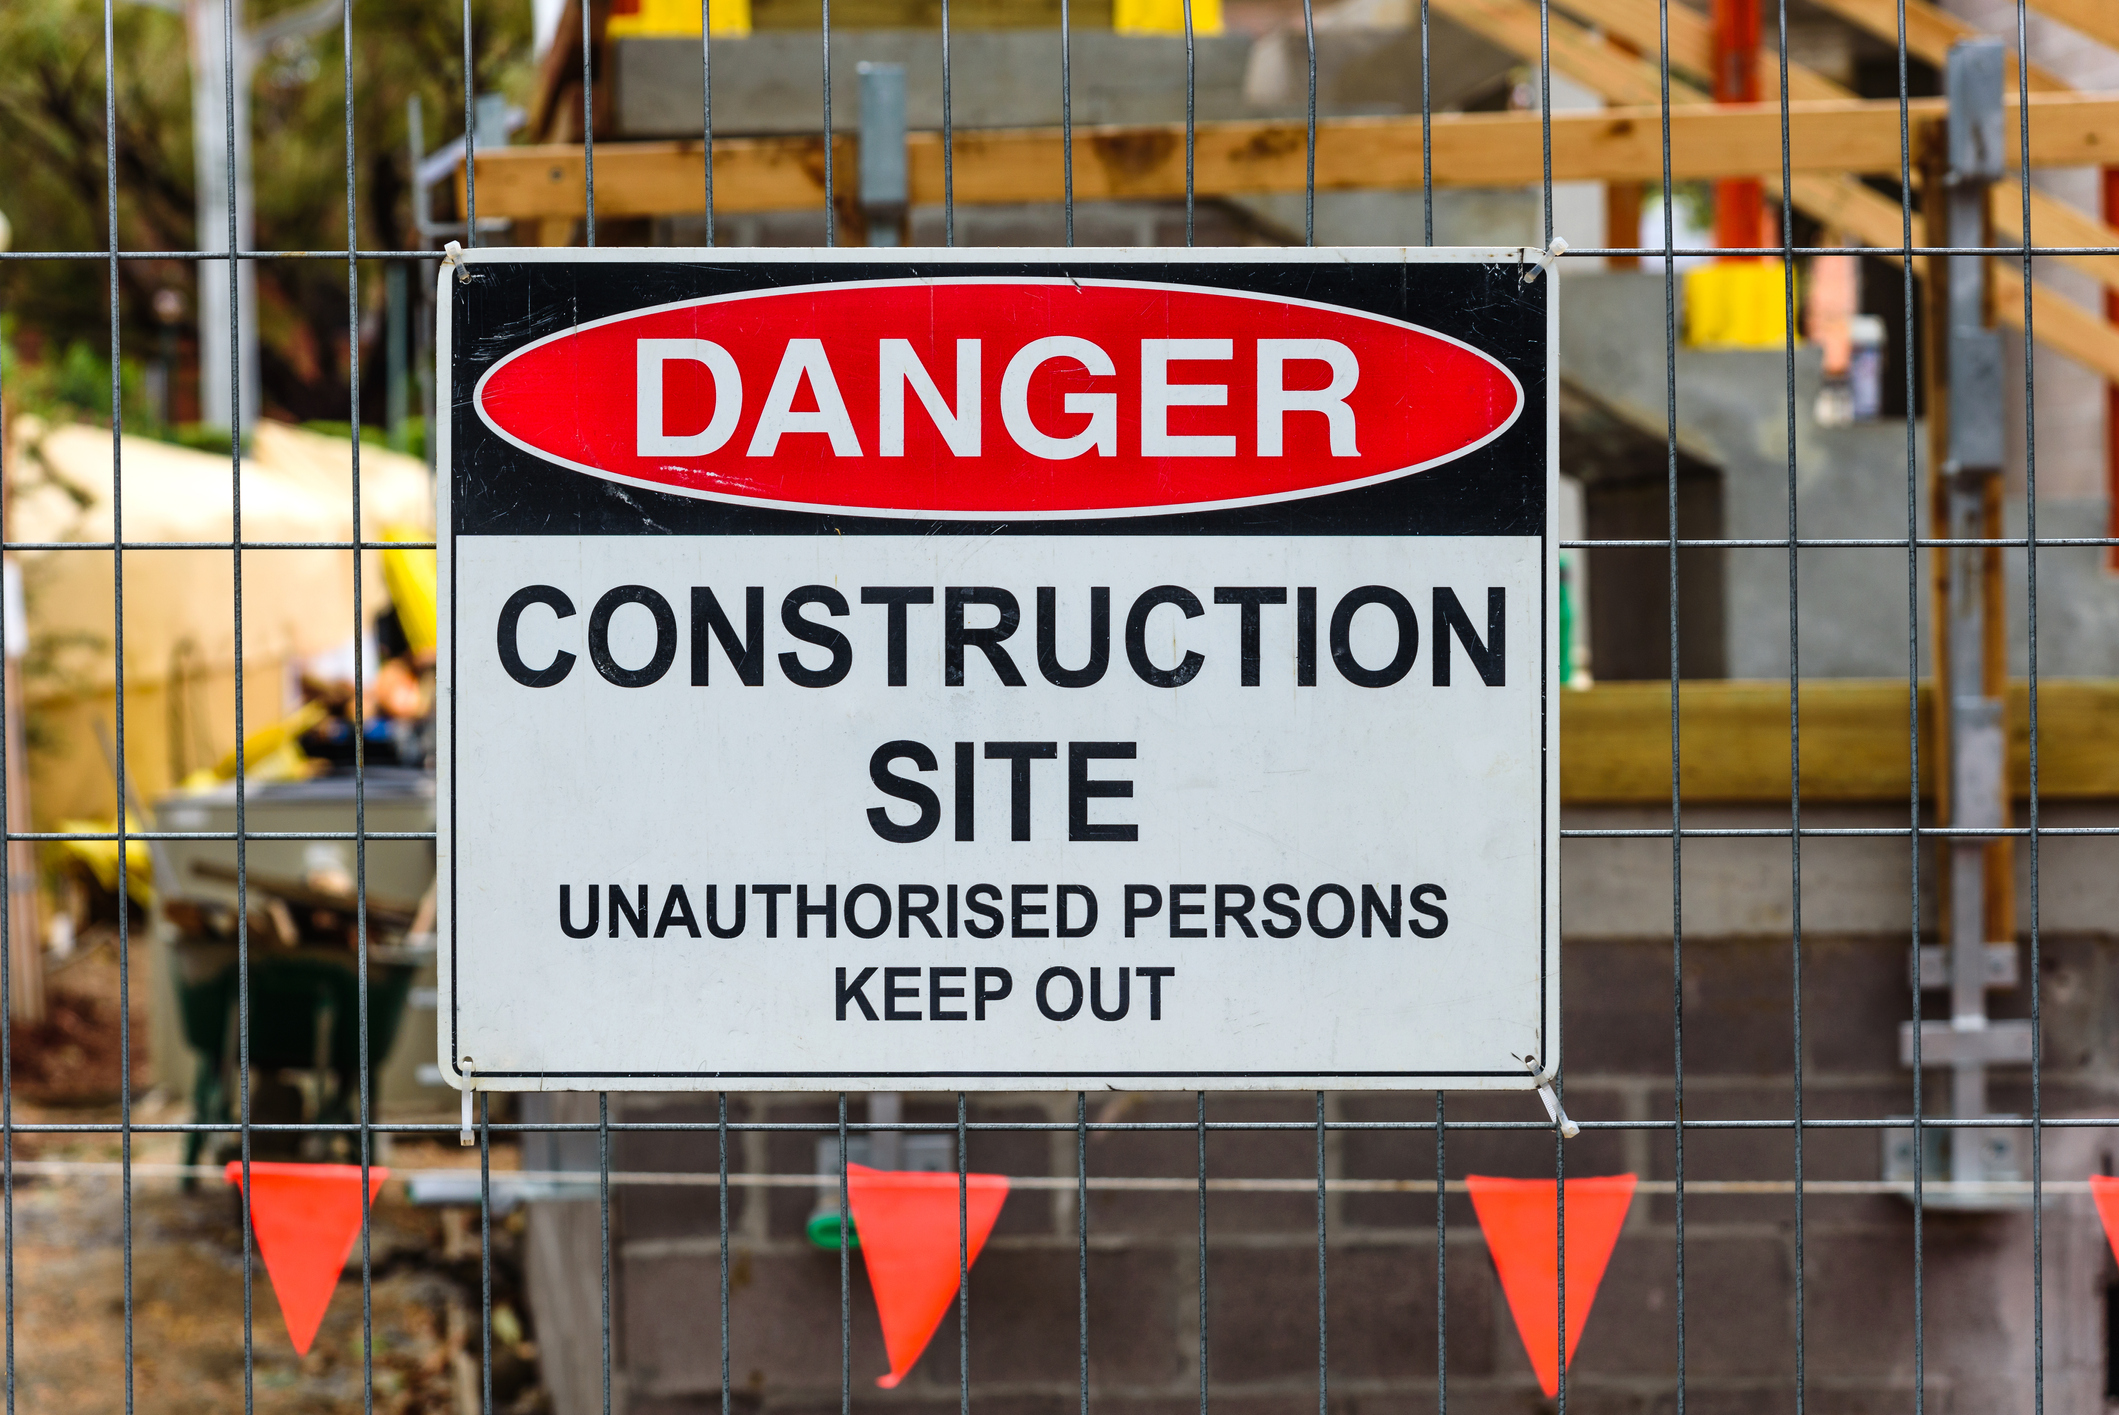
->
806, 1210, 862, 1249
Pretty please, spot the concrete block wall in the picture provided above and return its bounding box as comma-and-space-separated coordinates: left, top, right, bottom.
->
1558, 272, 2119, 683
606, 26, 1518, 140
525, 806, 2119, 1415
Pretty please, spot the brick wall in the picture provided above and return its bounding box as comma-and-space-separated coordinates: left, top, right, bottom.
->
527, 810, 2119, 1415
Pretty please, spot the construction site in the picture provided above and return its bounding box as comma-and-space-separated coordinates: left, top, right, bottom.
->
2, 0, 2119, 1407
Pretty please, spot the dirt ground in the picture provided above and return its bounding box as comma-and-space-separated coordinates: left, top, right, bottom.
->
9, 936, 156, 1106
5, 938, 546, 1414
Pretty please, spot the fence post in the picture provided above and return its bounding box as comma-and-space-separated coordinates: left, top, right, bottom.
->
1928, 36, 2015, 1189
858, 62, 909, 248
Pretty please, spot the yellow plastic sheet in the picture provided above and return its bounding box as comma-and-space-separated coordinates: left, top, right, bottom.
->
381, 528, 438, 658
1683, 261, 1792, 350
55, 815, 153, 906
182, 701, 329, 792
605, 0, 753, 39
1114, 0, 1222, 35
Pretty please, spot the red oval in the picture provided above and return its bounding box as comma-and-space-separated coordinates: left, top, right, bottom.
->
474, 278, 1523, 518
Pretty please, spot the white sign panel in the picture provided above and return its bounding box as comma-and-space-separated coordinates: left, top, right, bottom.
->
438, 247, 1557, 1091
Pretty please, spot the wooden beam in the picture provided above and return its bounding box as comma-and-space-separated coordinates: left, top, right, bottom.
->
467, 94, 2119, 218
1784, 168, 2119, 384
1022, 96, 2119, 193
1990, 181, 2119, 304
1557, 678, 2119, 805
468, 112, 2119, 388
1781, 172, 1922, 275
1442, 0, 2119, 381
2022, 0, 2119, 58
1694, 0, 2119, 324
1776, 0, 2070, 94
1783, 173, 1916, 251
1561, 679, 1927, 804
1812, 0, 2119, 308
1566, 0, 2119, 310
1991, 262, 2119, 385
1557, 0, 1844, 101
2006, 679, 2119, 799
1426, 0, 1664, 105
471, 0, 2119, 382
471, 135, 843, 218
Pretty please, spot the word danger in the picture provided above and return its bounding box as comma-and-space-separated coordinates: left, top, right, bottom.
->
631, 336, 1363, 461
496, 582, 1507, 691
557, 881, 1448, 941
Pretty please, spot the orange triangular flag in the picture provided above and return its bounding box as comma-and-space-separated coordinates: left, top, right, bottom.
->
844, 1162, 1009, 1388
1466, 1173, 1636, 1398
2090, 1175, 2119, 1262
225, 1161, 389, 1355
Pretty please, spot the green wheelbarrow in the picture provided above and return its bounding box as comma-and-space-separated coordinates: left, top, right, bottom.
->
173, 940, 421, 1170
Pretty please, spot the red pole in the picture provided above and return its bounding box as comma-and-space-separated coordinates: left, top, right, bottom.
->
2107, 166, 2119, 570
1712, 0, 1763, 257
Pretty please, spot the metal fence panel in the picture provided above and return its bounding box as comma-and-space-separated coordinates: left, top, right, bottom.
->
2, 0, 2117, 1407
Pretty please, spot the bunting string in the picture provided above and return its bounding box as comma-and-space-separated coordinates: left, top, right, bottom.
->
0, 1160, 2107, 1196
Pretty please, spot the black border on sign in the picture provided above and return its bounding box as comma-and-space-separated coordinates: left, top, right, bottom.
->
467, 275, 1528, 523
437, 245, 1558, 1093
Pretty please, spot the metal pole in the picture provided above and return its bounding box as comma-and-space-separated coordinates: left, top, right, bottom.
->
386, 262, 409, 454
1940, 37, 2006, 1189
870, 1091, 902, 1171
185, 0, 260, 434
405, 95, 437, 474
857, 62, 908, 248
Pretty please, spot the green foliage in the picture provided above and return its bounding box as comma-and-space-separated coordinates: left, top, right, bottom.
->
301, 415, 425, 461
0, 0, 195, 352
1, 316, 152, 427
44, 340, 138, 420
164, 424, 251, 456
0, 0, 532, 424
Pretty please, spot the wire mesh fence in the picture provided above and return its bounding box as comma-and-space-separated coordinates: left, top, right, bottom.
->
2, 0, 2119, 1407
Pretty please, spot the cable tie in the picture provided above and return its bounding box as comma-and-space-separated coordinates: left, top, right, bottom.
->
460, 1058, 476, 1146
1521, 235, 1568, 284
1519, 1054, 1580, 1138
443, 239, 471, 283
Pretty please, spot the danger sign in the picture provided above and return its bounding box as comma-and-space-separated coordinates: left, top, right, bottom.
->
438, 248, 1557, 1092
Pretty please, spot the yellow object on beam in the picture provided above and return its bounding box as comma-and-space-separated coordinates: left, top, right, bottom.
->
1113, 0, 1220, 35
606, 0, 753, 38
1683, 262, 1791, 350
